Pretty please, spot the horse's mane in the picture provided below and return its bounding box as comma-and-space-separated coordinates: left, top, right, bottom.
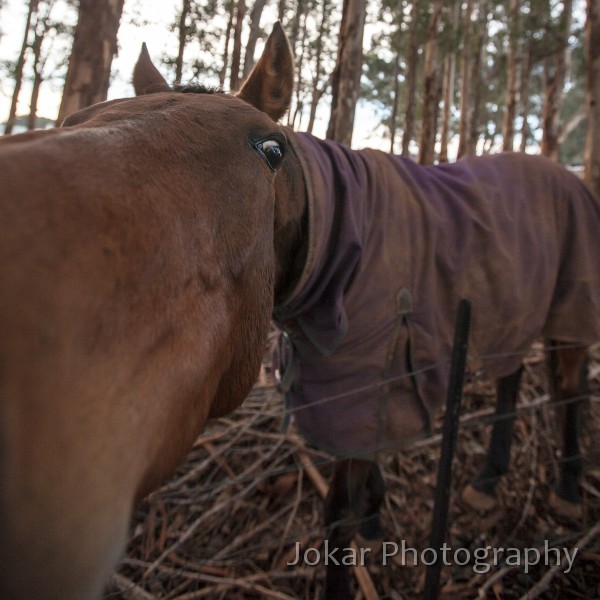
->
172, 83, 224, 95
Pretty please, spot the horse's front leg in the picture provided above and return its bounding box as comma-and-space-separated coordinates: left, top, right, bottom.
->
548, 344, 588, 520
461, 367, 522, 511
323, 458, 384, 599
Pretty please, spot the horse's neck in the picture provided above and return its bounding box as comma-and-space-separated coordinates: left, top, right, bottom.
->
273, 131, 309, 304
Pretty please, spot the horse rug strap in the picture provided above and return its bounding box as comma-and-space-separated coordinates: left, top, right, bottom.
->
273, 132, 600, 457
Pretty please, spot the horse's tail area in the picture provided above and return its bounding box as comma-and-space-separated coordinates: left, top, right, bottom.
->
544, 164, 600, 346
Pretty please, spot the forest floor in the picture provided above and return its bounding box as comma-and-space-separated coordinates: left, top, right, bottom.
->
106, 341, 600, 600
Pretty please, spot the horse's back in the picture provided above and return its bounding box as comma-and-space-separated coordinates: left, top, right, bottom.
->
280, 137, 600, 455
453, 152, 600, 347
386, 150, 600, 353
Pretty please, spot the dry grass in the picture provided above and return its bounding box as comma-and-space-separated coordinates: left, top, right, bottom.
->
104, 343, 600, 600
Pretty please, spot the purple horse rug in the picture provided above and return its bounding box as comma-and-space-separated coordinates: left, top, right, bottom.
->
273, 132, 600, 457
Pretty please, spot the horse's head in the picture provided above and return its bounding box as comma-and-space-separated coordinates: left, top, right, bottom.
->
0, 24, 300, 600
61, 23, 297, 417
64, 23, 303, 306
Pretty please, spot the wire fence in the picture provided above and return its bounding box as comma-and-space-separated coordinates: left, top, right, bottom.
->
104, 340, 600, 599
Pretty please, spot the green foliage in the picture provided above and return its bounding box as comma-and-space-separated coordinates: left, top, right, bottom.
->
0, 0, 589, 156
559, 37, 586, 164
161, 0, 231, 85
361, 0, 429, 143
283, 0, 340, 131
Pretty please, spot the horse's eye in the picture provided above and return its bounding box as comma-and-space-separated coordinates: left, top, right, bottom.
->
254, 138, 286, 171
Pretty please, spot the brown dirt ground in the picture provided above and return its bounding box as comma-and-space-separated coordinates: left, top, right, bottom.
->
104, 342, 600, 600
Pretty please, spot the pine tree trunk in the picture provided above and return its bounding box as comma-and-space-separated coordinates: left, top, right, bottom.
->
432, 54, 444, 142
307, 0, 332, 134
439, 53, 456, 162
559, 110, 586, 144
439, 0, 460, 162
502, 0, 520, 151
389, 0, 405, 154
418, 0, 442, 164
56, 0, 125, 124
307, 76, 330, 133
540, 0, 573, 159
290, 9, 308, 128
289, 0, 304, 54
229, 0, 246, 90
4, 0, 38, 134
219, 1, 235, 87
278, 0, 286, 21
584, 0, 600, 198
28, 70, 42, 130
326, 0, 367, 146
457, 0, 474, 158
242, 0, 268, 79
389, 46, 402, 154
468, 2, 489, 155
175, 0, 191, 84
27, 0, 54, 130
286, 0, 305, 127
519, 41, 533, 151
401, 1, 419, 156
28, 22, 43, 130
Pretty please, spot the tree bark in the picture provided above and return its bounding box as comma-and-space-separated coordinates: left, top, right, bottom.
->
559, 109, 586, 145
389, 0, 405, 154
56, 0, 125, 124
242, 0, 268, 79
326, 0, 367, 146
584, 0, 600, 198
540, 0, 573, 159
4, 0, 38, 134
418, 0, 442, 164
439, 0, 460, 162
519, 41, 533, 152
289, 0, 304, 54
457, 0, 474, 158
307, 75, 331, 134
174, 0, 191, 84
229, 0, 246, 90
286, 0, 305, 128
468, 1, 490, 155
401, 1, 419, 156
219, 0, 235, 87
290, 8, 308, 128
307, 0, 332, 134
439, 53, 456, 162
502, 0, 521, 151
27, 0, 54, 130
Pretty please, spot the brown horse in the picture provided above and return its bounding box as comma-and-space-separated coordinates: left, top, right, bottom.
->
0, 24, 293, 600
237, 28, 596, 599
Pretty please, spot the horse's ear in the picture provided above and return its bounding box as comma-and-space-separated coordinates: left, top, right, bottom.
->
133, 43, 170, 95
237, 22, 294, 122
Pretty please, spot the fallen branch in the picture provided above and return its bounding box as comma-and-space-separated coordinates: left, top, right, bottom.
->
109, 573, 158, 600
170, 572, 297, 600
517, 518, 600, 600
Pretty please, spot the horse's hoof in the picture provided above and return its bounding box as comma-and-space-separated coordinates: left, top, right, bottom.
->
460, 483, 499, 513
549, 491, 582, 520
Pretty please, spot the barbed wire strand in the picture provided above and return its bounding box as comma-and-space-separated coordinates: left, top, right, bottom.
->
103, 341, 600, 597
